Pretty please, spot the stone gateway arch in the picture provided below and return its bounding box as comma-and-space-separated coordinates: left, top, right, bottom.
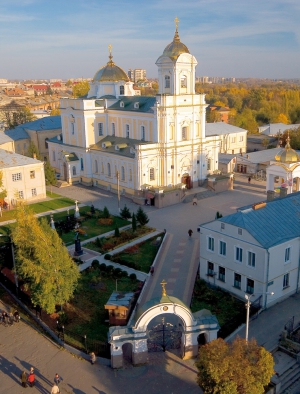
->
109, 280, 219, 368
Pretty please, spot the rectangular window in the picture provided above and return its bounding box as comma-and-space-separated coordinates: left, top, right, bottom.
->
238, 228, 242, 235
98, 122, 103, 136
239, 136, 244, 142
207, 262, 214, 276
141, 125, 145, 140
149, 168, 155, 181
53, 151, 56, 161
219, 241, 226, 256
221, 223, 225, 230
182, 127, 187, 140
207, 158, 211, 170
31, 188, 37, 196
219, 267, 225, 282
208, 237, 214, 252
285, 247, 291, 263
30, 171, 35, 179
12, 173, 22, 182
18, 191, 24, 199
112, 122, 115, 136
234, 273, 241, 289
283, 273, 289, 288
235, 247, 243, 263
246, 278, 254, 294
126, 124, 130, 138
248, 251, 256, 267
232, 137, 236, 143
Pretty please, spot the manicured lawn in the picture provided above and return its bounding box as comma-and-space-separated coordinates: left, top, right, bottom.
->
111, 233, 164, 273
46, 190, 63, 198
0, 197, 75, 223
60, 269, 141, 345
46, 206, 130, 245
84, 226, 154, 255
191, 279, 246, 338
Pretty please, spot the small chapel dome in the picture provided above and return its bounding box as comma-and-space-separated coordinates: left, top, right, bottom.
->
161, 17, 190, 61
275, 133, 300, 163
93, 49, 129, 83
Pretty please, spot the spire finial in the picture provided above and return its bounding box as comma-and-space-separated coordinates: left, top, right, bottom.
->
174, 17, 180, 42
161, 279, 167, 297
108, 44, 113, 61
286, 130, 291, 149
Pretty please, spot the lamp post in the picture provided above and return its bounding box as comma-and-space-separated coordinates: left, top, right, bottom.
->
0, 234, 18, 296
245, 292, 274, 342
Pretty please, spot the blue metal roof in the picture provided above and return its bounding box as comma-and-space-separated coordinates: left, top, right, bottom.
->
4, 116, 61, 141
5, 127, 29, 141
220, 192, 300, 248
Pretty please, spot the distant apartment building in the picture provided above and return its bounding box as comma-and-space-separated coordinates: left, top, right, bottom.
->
197, 76, 236, 84
128, 69, 147, 83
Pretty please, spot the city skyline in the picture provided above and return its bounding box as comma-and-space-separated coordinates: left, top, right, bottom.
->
1, 0, 300, 80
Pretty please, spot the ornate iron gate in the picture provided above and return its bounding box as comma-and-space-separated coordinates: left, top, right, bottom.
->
147, 317, 183, 352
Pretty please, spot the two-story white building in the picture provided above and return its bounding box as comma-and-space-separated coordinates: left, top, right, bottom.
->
199, 192, 300, 309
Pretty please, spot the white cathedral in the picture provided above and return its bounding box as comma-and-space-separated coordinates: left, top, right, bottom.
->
48, 21, 247, 199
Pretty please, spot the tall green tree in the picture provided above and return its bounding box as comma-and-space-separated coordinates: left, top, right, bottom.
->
136, 207, 149, 226
131, 212, 137, 232
0, 170, 7, 201
27, 142, 41, 160
44, 160, 57, 194
72, 80, 90, 98
12, 205, 79, 313
2, 107, 36, 129
196, 337, 274, 394
120, 204, 131, 220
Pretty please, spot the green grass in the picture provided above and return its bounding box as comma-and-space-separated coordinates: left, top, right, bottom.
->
0, 197, 75, 223
46, 190, 63, 198
191, 279, 246, 338
111, 233, 164, 272
64, 270, 140, 343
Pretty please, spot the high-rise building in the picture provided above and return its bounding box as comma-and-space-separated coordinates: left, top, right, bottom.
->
128, 69, 146, 83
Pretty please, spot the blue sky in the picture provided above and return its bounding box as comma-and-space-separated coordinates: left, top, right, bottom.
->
1, 0, 300, 80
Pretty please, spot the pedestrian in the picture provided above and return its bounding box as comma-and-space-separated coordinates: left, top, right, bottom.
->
188, 229, 193, 237
90, 352, 96, 365
192, 196, 197, 205
150, 266, 154, 276
51, 383, 60, 394
20, 371, 27, 387
28, 370, 35, 387
54, 373, 62, 385
248, 176, 251, 184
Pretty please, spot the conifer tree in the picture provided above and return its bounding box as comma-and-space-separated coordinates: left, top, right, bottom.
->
136, 207, 149, 226
12, 205, 79, 313
120, 204, 131, 220
132, 213, 137, 232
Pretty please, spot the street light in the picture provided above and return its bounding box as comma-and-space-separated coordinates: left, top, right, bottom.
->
245, 292, 274, 342
0, 234, 18, 297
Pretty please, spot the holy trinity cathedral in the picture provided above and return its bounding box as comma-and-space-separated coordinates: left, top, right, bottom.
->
48, 20, 247, 200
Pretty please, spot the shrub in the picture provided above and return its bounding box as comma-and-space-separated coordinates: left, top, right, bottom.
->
114, 227, 120, 237
113, 268, 123, 278
95, 237, 104, 247
90, 275, 98, 285
58, 311, 69, 325
129, 273, 137, 281
102, 242, 115, 251
103, 206, 110, 218
124, 245, 139, 254
91, 260, 100, 269
97, 218, 113, 226
100, 263, 107, 270
121, 270, 128, 278
106, 265, 114, 272
120, 205, 131, 220
104, 254, 111, 260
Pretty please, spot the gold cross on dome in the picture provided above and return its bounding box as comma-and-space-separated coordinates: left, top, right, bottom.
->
108, 44, 112, 55
161, 279, 167, 297
174, 16, 179, 30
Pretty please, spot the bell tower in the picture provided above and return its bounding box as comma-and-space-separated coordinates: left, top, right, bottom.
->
156, 17, 197, 96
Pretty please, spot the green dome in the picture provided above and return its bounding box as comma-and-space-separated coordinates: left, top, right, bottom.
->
93, 55, 129, 83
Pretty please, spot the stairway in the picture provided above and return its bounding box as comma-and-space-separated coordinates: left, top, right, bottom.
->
182, 189, 215, 203
56, 180, 70, 188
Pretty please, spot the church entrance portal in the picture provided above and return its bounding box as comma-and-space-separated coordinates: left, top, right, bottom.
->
147, 313, 183, 353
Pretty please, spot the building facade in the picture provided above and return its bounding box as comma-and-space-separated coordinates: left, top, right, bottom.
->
48, 23, 247, 196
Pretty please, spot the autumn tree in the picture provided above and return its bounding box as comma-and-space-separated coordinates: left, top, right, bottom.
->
44, 160, 57, 194
12, 205, 79, 313
72, 80, 90, 98
0, 170, 7, 201
196, 337, 274, 394
2, 107, 36, 129
50, 108, 61, 116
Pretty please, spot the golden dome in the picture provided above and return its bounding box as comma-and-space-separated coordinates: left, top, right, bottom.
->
275, 133, 300, 163
93, 47, 129, 83
161, 17, 190, 61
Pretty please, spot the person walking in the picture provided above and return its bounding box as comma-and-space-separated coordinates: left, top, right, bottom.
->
248, 176, 251, 184
150, 266, 154, 276
54, 373, 62, 385
188, 229, 193, 237
27, 370, 35, 387
51, 383, 60, 394
192, 196, 197, 205
20, 371, 27, 388
90, 352, 96, 365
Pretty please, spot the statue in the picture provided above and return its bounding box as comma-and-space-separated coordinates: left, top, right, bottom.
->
74, 200, 80, 218
50, 215, 55, 230
74, 232, 83, 256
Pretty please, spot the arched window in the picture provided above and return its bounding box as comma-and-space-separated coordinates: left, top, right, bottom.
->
95, 160, 98, 173
149, 167, 155, 181
182, 127, 187, 140
80, 158, 84, 171
121, 166, 125, 181
72, 166, 76, 176
120, 85, 124, 95
107, 163, 111, 177
141, 125, 145, 141
165, 75, 170, 88
181, 75, 187, 88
